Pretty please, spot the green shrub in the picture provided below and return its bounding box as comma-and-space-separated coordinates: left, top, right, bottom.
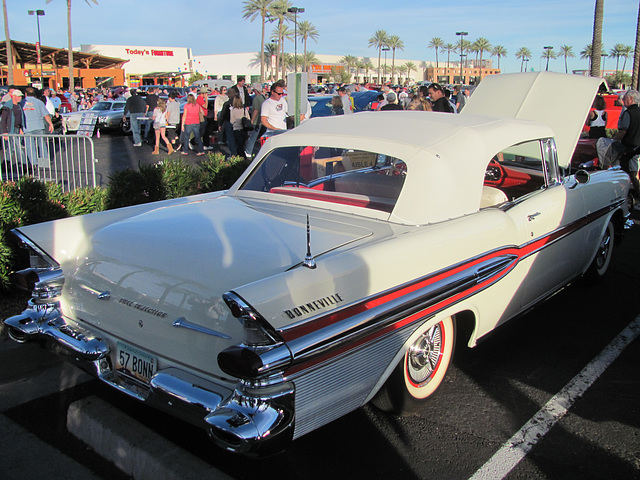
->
199, 153, 250, 192
0, 177, 68, 229
0, 228, 15, 290
160, 158, 201, 199
65, 186, 108, 216
106, 165, 166, 209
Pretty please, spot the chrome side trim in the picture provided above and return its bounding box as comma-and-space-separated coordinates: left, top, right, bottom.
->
286, 254, 516, 366
172, 317, 232, 339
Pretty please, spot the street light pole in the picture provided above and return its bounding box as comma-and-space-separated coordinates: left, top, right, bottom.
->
287, 7, 304, 73
28, 9, 45, 88
456, 31, 468, 84
382, 46, 390, 83
544, 46, 553, 71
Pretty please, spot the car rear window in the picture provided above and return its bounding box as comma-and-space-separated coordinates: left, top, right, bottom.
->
240, 146, 406, 213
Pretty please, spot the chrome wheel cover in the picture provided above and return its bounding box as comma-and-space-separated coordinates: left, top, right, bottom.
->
596, 225, 612, 271
407, 323, 442, 385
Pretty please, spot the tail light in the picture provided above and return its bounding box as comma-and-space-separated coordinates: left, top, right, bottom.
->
10, 267, 64, 301
218, 292, 292, 380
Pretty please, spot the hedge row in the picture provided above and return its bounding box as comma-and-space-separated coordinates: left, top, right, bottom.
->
0, 153, 249, 290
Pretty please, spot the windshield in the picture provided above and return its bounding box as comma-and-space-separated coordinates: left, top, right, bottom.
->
91, 102, 114, 111
241, 146, 406, 213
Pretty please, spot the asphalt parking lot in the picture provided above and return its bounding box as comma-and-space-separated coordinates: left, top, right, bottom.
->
0, 132, 639, 479
91, 130, 230, 187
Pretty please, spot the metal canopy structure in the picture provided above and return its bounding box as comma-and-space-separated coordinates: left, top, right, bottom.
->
0, 39, 128, 70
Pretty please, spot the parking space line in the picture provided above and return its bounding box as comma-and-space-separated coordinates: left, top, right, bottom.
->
469, 314, 640, 480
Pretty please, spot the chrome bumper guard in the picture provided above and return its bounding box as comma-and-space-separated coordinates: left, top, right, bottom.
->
3, 303, 295, 455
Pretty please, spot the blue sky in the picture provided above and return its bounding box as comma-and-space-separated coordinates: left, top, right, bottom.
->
9, 0, 638, 75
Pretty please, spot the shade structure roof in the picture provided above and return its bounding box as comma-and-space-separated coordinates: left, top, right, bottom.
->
0, 39, 128, 70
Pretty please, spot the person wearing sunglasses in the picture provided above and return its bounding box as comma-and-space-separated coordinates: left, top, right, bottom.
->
260, 82, 288, 137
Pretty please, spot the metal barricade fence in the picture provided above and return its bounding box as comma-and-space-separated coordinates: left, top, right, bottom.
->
0, 133, 97, 192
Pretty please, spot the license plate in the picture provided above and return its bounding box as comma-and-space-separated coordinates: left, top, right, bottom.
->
116, 342, 157, 384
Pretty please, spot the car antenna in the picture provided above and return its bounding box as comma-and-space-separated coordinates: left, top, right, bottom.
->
304, 214, 316, 269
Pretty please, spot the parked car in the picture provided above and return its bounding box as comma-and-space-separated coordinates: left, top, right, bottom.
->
96, 101, 128, 133
4, 72, 630, 456
309, 90, 380, 117
61, 101, 126, 133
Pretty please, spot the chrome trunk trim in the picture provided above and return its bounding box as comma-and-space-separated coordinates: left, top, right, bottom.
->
172, 317, 231, 339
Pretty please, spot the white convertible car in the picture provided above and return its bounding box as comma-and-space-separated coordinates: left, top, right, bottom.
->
4, 73, 631, 455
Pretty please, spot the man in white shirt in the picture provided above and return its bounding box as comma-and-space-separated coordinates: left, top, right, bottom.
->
261, 82, 288, 136
42, 88, 56, 116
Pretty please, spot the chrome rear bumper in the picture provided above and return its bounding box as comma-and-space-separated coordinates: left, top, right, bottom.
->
3, 302, 294, 455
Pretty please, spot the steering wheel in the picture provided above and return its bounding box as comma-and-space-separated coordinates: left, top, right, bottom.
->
484, 159, 506, 185
390, 160, 408, 177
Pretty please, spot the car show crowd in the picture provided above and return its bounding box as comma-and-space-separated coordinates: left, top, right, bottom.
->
2, 77, 640, 202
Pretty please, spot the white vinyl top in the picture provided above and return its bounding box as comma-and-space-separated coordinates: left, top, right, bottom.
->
232, 72, 602, 225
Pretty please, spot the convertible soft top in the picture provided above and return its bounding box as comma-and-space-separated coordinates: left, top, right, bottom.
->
239, 72, 601, 225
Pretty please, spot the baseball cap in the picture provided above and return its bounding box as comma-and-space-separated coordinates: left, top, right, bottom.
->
12, 90, 23, 97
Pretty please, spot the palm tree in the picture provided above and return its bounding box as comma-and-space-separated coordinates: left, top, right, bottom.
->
2, 0, 13, 85
516, 47, 532, 72
242, 0, 275, 82
302, 50, 318, 66
340, 55, 358, 79
271, 23, 293, 80
541, 47, 556, 71
581, 44, 594, 71
368, 30, 388, 84
362, 57, 374, 83
469, 43, 479, 64
620, 44, 632, 73
610, 44, 627, 73
397, 65, 407, 84
590, 0, 604, 77
473, 37, 491, 80
266, 42, 279, 81
250, 42, 279, 81
46, 0, 98, 92
428, 37, 444, 70
387, 35, 404, 84
491, 45, 507, 70
267, 0, 293, 81
458, 39, 471, 69
404, 62, 415, 84
297, 20, 318, 74
444, 43, 456, 69
559, 45, 574, 73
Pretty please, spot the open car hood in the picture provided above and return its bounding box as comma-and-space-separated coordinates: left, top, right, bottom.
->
461, 72, 603, 169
